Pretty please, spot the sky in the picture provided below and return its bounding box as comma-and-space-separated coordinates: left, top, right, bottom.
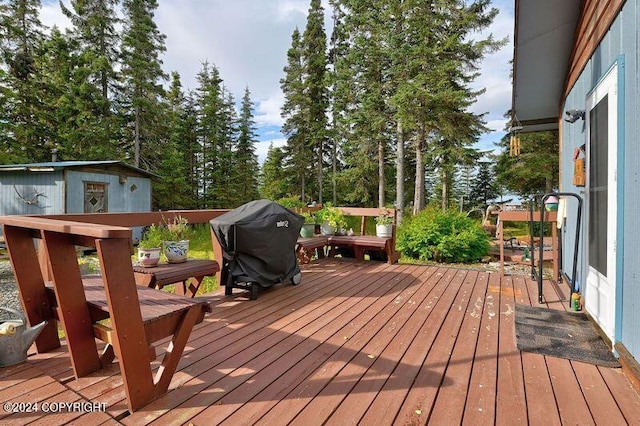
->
41, 0, 515, 163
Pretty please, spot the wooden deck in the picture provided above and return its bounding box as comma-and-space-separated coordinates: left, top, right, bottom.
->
2, 259, 639, 425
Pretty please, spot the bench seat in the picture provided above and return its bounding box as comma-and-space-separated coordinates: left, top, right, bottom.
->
296, 236, 329, 264
328, 235, 399, 264
44, 276, 210, 410
45, 277, 210, 344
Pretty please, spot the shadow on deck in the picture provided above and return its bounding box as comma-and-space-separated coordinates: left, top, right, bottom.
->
1, 259, 639, 425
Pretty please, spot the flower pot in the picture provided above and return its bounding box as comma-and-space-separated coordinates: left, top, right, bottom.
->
163, 240, 189, 263
376, 224, 393, 238
320, 222, 335, 236
137, 247, 161, 267
300, 224, 316, 238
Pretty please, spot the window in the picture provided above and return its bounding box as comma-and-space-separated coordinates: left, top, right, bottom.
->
84, 182, 108, 213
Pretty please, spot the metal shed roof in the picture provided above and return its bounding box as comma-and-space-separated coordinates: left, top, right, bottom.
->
0, 161, 157, 178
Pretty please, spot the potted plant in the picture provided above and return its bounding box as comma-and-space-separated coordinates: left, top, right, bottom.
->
300, 212, 317, 238
317, 206, 347, 236
375, 210, 394, 238
162, 215, 193, 263
137, 224, 164, 267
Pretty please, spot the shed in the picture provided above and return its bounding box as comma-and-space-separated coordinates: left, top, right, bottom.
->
0, 161, 154, 216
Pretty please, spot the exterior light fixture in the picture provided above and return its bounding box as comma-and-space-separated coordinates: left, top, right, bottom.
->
564, 109, 585, 123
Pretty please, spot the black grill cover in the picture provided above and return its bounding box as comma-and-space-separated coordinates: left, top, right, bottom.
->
210, 199, 304, 287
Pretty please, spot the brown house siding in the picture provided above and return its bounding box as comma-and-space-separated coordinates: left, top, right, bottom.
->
564, 0, 626, 97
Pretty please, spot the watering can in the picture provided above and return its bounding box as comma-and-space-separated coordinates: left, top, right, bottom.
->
0, 307, 47, 367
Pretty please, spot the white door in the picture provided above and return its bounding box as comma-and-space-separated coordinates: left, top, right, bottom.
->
585, 64, 617, 340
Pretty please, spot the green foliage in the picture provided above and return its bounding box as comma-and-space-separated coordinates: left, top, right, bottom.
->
468, 161, 499, 208
301, 212, 317, 224
276, 196, 306, 209
317, 205, 347, 229
120, 0, 168, 168
138, 224, 165, 248
397, 206, 489, 263
375, 210, 394, 225
234, 86, 260, 205
260, 144, 289, 201
495, 131, 559, 198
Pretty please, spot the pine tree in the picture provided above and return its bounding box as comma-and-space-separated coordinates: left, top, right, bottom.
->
332, 0, 396, 207
120, 0, 168, 168
153, 72, 193, 209
495, 130, 559, 198
0, 0, 47, 162
235, 86, 260, 205
280, 28, 310, 201
469, 161, 499, 208
59, 0, 120, 157
391, 0, 503, 213
260, 143, 288, 201
301, 0, 329, 203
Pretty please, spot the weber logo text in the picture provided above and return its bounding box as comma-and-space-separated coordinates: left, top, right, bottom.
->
276, 221, 289, 228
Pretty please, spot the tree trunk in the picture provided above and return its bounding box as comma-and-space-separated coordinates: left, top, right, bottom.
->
441, 167, 448, 212
318, 143, 323, 204
378, 138, 385, 208
396, 121, 404, 225
413, 128, 425, 215
134, 106, 140, 167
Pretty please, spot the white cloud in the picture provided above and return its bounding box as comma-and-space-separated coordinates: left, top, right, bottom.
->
276, 0, 309, 20
41, 1, 71, 31
255, 93, 285, 127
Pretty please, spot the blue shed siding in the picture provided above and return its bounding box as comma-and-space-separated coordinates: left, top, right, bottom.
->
0, 170, 65, 215
561, 1, 639, 359
64, 170, 151, 213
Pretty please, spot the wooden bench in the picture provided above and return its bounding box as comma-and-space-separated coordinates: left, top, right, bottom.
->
296, 207, 400, 265
0, 215, 212, 413
133, 258, 220, 297
296, 236, 328, 264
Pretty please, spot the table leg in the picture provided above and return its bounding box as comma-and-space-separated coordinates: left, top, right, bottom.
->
3, 226, 60, 352
41, 231, 101, 377
97, 238, 155, 412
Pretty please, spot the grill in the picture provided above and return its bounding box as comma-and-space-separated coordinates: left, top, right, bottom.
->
210, 200, 303, 300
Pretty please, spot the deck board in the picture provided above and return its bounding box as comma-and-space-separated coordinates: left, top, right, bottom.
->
1, 259, 639, 425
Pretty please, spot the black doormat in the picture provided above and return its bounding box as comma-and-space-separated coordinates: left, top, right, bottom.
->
515, 304, 620, 368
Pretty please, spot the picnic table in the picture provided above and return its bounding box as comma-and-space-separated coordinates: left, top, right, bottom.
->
0, 212, 226, 413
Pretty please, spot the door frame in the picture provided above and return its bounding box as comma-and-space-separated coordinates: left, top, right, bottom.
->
584, 56, 625, 344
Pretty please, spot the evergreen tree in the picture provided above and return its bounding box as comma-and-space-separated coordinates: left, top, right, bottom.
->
38, 27, 104, 160
0, 0, 47, 162
235, 86, 260, 205
333, 0, 395, 207
153, 72, 193, 209
495, 130, 559, 198
280, 28, 310, 201
59, 0, 120, 156
391, 0, 503, 213
260, 143, 288, 201
301, 0, 329, 203
217, 89, 238, 208
120, 0, 168, 168
469, 161, 499, 208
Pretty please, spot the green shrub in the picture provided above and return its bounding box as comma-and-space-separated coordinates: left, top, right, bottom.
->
276, 196, 306, 209
397, 206, 490, 263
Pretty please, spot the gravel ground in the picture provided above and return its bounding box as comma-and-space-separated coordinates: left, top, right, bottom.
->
0, 260, 21, 321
